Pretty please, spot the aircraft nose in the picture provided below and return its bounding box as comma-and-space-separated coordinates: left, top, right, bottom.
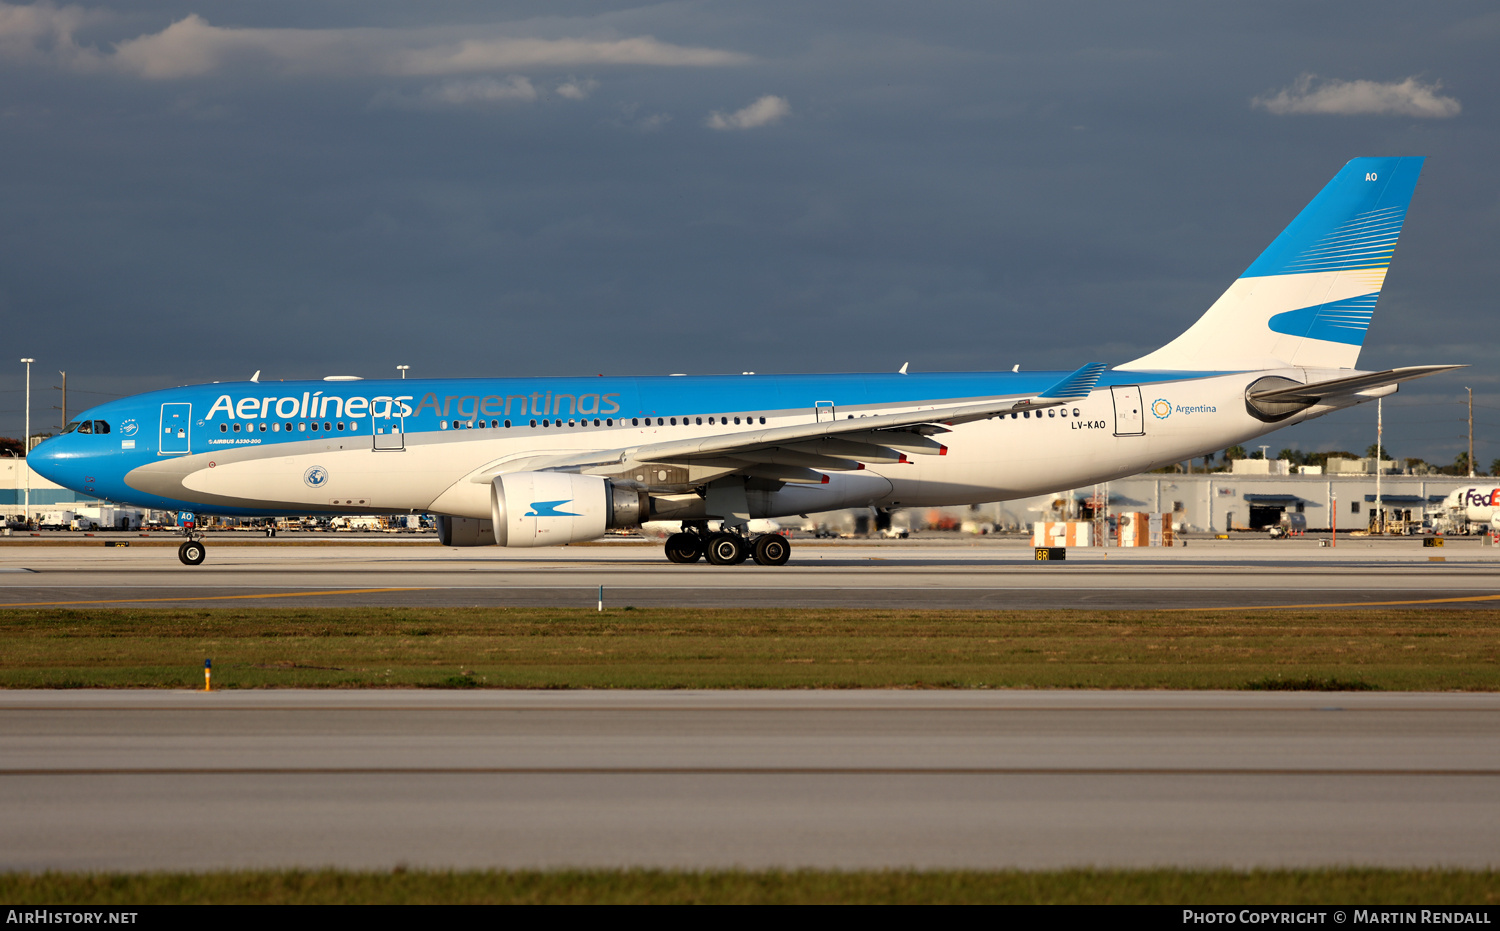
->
25, 435, 76, 487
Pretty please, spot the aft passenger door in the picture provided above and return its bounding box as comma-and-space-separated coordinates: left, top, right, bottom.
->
159, 403, 191, 455
373, 405, 404, 451
1110, 386, 1145, 436
814, 401, 836, 423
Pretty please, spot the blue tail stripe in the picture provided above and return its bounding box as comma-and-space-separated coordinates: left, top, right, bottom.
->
1267, 293, 1379, 346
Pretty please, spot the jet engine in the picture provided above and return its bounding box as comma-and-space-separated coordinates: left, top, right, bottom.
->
491, 471, 646, 547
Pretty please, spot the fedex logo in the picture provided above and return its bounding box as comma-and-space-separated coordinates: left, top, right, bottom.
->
1463, 488, 1500, 507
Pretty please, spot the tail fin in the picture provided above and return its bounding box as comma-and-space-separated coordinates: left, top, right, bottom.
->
1119, 157, 1424, 372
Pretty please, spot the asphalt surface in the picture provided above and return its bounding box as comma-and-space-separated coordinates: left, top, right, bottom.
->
2, 690, 1495, 871
1, 534, 1498, 609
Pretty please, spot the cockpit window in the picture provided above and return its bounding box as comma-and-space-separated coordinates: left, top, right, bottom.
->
75, 421, 92, 434
63, 421, 82, 434
93, 420, 110, 434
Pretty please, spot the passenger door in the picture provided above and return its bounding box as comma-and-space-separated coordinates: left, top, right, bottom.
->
1110, 386, 1145, 436
159, 403, 191, 455
373, 404, 404, 451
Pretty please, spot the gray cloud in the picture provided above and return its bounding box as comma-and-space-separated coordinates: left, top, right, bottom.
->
556, 78, 599, 100
0, 5, 751, 79
1253, 74, 1461, 118
706, 94, 790, 130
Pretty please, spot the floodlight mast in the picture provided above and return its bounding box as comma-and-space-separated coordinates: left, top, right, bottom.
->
20, 358, 33, 526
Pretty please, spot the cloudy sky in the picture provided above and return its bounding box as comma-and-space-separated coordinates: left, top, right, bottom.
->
1, 1, 1497, 465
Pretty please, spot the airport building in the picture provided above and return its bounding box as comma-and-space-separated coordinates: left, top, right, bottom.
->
1041, 467, 1471, 533
804, 460, 1488, 536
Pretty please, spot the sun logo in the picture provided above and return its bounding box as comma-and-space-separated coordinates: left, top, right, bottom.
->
1151, 399, 1172, 419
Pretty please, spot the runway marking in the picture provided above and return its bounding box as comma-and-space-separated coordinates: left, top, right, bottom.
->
1, 767, 1495, 777
1163, 592, 1500, 611
0, 587, 430, 607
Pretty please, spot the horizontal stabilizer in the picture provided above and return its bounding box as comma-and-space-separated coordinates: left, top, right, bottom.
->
1248, 365, 1465, 403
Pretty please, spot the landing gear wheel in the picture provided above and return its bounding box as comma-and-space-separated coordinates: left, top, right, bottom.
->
752, 534, 791, 566
178, 540, 206, 566
705, 532, 748, 566
665, 532, 703, 564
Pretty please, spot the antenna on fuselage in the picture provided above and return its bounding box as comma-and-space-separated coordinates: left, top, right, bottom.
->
898, 362, 909, 374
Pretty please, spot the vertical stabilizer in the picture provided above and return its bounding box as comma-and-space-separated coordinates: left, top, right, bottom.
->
1119, 157, 1424, 372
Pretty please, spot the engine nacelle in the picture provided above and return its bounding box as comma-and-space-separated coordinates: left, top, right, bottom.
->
491, 472, 646, 547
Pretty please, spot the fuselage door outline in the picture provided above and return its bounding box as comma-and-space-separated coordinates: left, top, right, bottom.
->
1110, 385, 1145, 437
373, 403, 405, 451
159, 403, 191, 455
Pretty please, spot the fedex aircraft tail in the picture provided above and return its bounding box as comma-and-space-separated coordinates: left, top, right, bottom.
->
1119, 157, 1424, 372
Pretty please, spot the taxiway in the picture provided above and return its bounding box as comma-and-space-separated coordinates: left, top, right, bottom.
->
1, 535, 1498, 609
2, 689, 1496, 872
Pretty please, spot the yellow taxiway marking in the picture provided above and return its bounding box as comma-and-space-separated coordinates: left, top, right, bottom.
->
0, 588, 428, 608
1164, 592, 1500, 611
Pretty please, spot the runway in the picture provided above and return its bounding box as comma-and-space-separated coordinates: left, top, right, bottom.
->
1, 689, 1495, 871
2, 535, 1499, 609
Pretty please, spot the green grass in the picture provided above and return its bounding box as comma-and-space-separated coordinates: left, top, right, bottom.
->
0, 606, 1495, 690
2, 868, 1496, 904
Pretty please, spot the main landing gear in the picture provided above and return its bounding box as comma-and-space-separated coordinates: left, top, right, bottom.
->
664, 525, 791, 567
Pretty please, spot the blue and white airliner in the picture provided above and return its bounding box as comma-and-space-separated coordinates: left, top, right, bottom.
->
30, 157, 1458, 566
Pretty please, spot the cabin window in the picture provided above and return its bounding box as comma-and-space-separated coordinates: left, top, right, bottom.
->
232, 423, 241, 433
219, 424, 228, 433
1073, 408, 1080, 416
1048, 409, 1055, 418
696, 417, 702, 425
311, 422, 320, 431
529, 420, 537, 427
298, 423, 306, 432
504, 420, 512, 428
259, 422, 267, 432
759, 417, 766, 424
337, 422, 345, 431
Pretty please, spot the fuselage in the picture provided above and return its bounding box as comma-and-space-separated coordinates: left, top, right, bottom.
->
28, 367, 1366, 521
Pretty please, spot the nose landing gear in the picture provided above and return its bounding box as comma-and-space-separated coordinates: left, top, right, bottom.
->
178, 538, 206, 566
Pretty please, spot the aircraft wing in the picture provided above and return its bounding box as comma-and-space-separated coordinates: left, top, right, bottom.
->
497, 363, 1110, 480
1248, 365, 1465, 403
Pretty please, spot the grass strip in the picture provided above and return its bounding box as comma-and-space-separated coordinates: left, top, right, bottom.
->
1, 868, 1495, 905
0, 606, 1495, 690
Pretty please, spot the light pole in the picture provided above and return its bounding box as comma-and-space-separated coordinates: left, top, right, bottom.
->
20, 358, 33, 527
396, 365, 410, 380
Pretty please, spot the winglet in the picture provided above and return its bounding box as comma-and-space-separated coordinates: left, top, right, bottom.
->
1036, 362, 1108, 402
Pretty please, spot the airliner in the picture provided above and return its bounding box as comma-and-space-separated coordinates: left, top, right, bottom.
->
30, 157, 1458, 566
